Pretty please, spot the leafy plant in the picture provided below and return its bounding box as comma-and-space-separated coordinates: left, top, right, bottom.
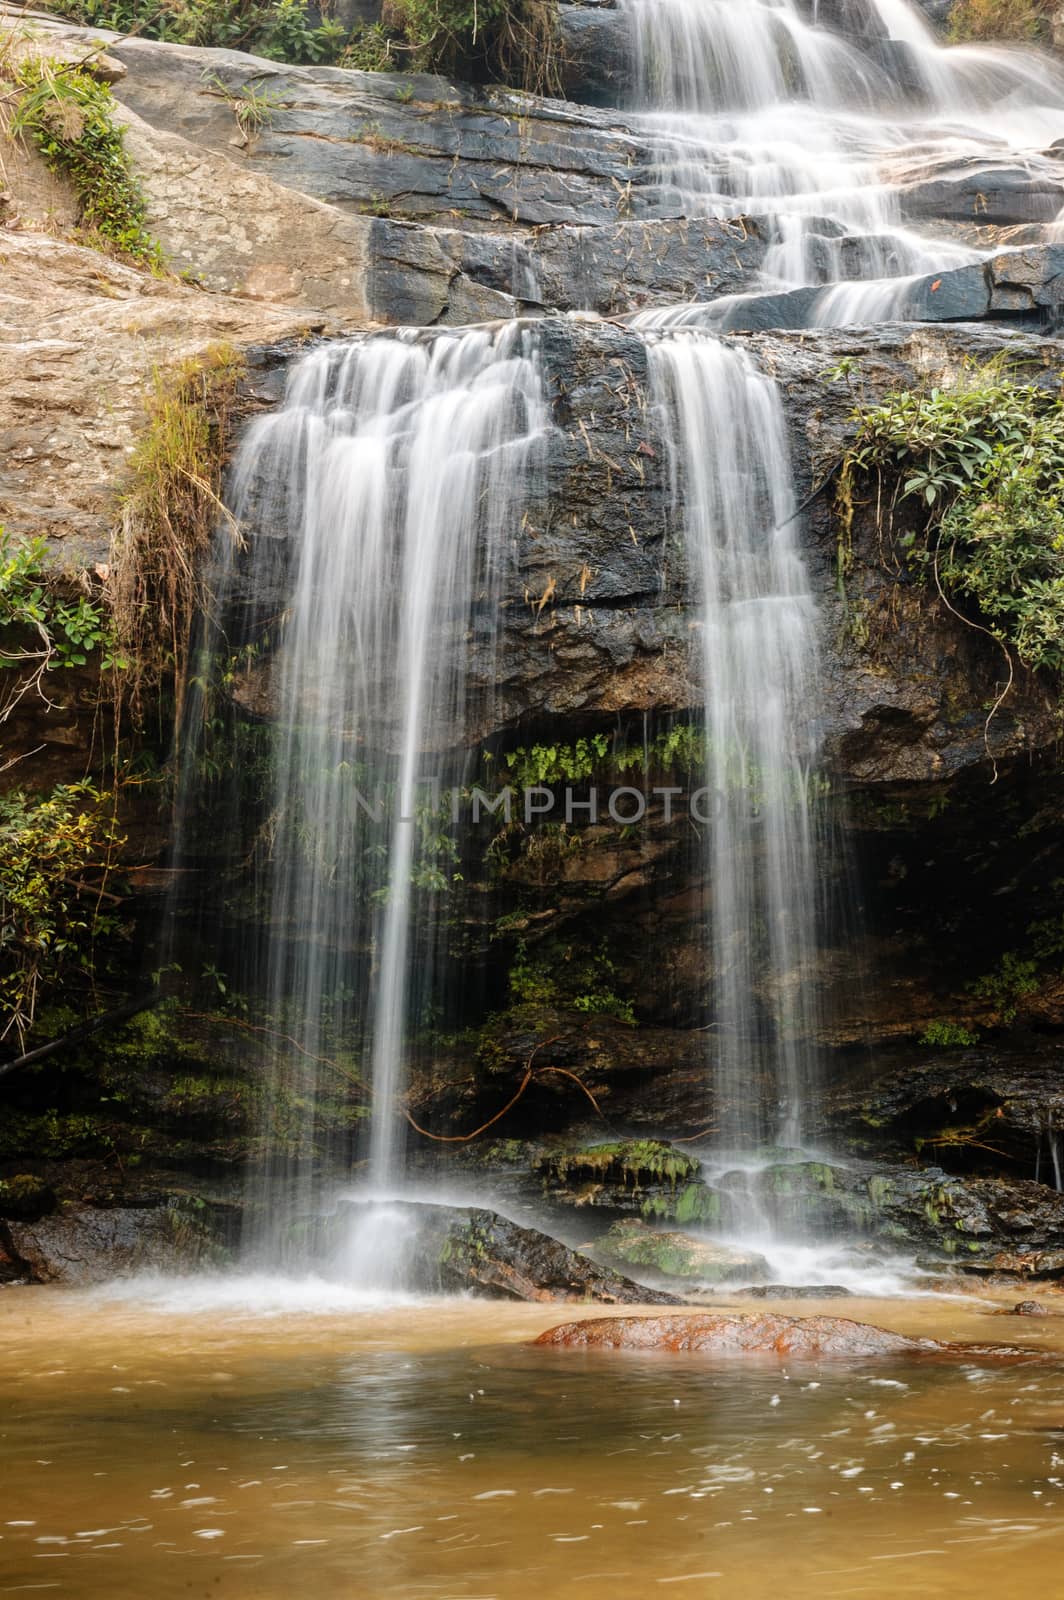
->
969, 951, 1040, 1024
920, 1019, 980, 1047
508, 936, 636, 1024
0, 782, 124, 1049
839, 368, 1064, 676
44, 0, 350, 65
12, 58, 162, 267
343, 0, 564, 92
202, 73, 285, 144
0, 529, 117, 725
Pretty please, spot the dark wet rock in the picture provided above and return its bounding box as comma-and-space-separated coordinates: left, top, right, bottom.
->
687, 245, 1064, 334
1000, 1300, 1056, 1315
0, 1222, 31, 1284
558, 3, 635, 107
231, 315, 1064, 787
731, 1159, 1064, 1264
4, 1197, 230, 1284
592, 1218, 769, 1283
399, 1200, 681, 1302
535, 1310, 952, 1355
824, 1043, 1064, 1173
899, 160, 1064, 226
366, 213, 773, 323
0, 1174, 57, 1222
742, 1283, 854, 1299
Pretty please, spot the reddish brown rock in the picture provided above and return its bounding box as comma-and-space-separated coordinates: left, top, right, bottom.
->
535, 1312, 939, 1356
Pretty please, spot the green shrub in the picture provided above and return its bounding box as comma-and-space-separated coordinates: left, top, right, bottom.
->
839, 368, 1064, 675
0, 783, 124, 1049
345, 0, 563, 89
0, 529, 112, 677
12, 58, 162, 266
920, 1020, 980, 1047
45, 0, 349, 65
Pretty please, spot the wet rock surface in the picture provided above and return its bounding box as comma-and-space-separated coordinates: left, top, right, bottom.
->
535, 1311, 955, 1356
591, 1218, 770, 1284
397, 1200, 681, 1302
1, 1197, 233, 1284
825, 1042, 1064, 1173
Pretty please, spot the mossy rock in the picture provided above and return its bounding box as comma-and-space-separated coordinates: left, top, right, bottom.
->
0, 1174, 57, 1221
641, 1181, 723, 1227
596, 1218, 768, 1284
535, 1139, 699, 1190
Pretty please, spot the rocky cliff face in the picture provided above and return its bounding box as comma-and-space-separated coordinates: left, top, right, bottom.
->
1, 4, 1063, 1243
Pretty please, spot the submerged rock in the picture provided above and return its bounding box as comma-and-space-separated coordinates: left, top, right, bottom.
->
535, 1311, 944, 1356
403, 1201, 680, 1303
592, 1218, 769, 1284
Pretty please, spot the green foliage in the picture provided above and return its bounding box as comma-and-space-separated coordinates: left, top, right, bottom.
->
202, 73, 285, 142
508, 936, 636, 1024
0, 529, 113, 681
949, 0, 1052, 43
920, 1019, 980, 1047
969, 950, 1040, 1023
841, 368, 1064, 674
502, 723, 703, 789
0, 783, 123, 1049
12, 58, 162, 267
343, 0, 564, 92
46, 0, 349, 65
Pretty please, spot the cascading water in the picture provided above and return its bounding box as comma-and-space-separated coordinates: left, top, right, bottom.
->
646, 335, 823, 1156
642, 331, 879, 1279
622, 0, 1064, 325
216, 325, 546, 1263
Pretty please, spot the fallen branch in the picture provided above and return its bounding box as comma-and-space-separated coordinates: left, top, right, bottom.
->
0, 988, 162, 1079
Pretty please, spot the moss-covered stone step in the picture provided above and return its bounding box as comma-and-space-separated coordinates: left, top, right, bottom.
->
593, 1219, 769, 1285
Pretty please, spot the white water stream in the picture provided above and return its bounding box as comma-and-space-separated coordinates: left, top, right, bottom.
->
222, 327, 545, 1239
624, 0, 1064, 325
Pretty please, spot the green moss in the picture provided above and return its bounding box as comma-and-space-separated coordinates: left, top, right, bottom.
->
538, 1139, 699, 1189
641, 1182, 721, 1227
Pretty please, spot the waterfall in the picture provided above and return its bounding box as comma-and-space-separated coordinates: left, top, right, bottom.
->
621, 0, 1064, 323
647, 334, 823, 1153
218, 325, 545, 1239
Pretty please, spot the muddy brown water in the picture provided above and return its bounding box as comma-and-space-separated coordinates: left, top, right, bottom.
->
2, 1282, 1064, 1598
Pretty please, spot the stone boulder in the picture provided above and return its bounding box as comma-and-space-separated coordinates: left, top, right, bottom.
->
592, 1218, 770, 1284
535, 1310, 960, 1355
399, 1200, 681, 1301
3, 1196, 231, 1283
